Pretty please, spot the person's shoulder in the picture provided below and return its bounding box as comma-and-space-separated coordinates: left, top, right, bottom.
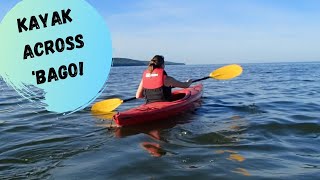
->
163, 70, 168, 75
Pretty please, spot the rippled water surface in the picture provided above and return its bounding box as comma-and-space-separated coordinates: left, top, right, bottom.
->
1, 62, 320, 179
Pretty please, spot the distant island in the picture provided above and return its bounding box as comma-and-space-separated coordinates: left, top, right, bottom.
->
112, 58, 185, 66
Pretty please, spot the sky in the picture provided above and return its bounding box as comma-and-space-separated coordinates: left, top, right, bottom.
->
1, 0, 320, 64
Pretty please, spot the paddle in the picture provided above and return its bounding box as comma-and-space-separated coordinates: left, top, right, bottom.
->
91, 64, 243, 113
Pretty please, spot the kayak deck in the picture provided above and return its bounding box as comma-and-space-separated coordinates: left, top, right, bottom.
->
113, 84, 203, 126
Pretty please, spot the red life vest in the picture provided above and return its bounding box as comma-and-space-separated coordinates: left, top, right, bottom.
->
142, 68, 166, 89
142, 68, 171, 103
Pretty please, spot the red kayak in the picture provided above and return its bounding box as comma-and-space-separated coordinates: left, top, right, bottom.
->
113, 84, 203, 126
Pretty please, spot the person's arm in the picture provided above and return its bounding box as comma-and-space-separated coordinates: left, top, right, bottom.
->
164, 76, 193, 88
136, 80, 144, 98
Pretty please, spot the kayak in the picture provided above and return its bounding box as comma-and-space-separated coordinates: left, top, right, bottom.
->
113, 84, 203, 126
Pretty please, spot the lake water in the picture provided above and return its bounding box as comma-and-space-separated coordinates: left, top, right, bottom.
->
0, 62, 319, 179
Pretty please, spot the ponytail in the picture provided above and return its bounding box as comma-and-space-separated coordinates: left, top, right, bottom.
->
148, 55, 164, 72
148, 60, 157, 72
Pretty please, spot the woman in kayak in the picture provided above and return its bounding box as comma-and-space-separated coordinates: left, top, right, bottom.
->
136, 55, 192, 103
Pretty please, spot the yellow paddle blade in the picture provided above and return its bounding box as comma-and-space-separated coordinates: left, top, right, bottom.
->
91, 111, 117, 120
210, 64, 243, 80
91, 98, 123, 113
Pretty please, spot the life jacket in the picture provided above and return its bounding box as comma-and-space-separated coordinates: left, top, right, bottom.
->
142, 68, 171, 103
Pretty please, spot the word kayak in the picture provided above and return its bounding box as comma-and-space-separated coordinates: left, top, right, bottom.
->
113, 84, 203, 126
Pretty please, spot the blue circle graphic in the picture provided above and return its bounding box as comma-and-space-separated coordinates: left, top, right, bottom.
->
0, 0, 112, 113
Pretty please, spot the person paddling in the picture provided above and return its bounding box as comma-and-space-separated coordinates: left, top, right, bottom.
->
136, 55, 192, 103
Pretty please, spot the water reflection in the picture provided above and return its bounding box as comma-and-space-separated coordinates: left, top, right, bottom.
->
94, 110, 251, 174
93, 111, 181, 157
114, 119, 179, 157
91, 111, 117, 121
140, 142, 166, 157
232, 168, 251, 176
228, 153, 245, 162
213, 115, 250, 176
214, 150, 250, 176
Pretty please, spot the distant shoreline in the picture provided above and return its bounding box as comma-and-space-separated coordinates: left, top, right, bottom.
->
112, 58, 185, 67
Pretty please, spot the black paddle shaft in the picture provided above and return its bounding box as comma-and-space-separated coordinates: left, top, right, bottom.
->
123, 76, 209, 103
123, 97, 137, 102
192, 76, 210, 83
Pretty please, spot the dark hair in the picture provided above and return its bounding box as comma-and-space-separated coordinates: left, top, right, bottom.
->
148, 55, 164, 72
